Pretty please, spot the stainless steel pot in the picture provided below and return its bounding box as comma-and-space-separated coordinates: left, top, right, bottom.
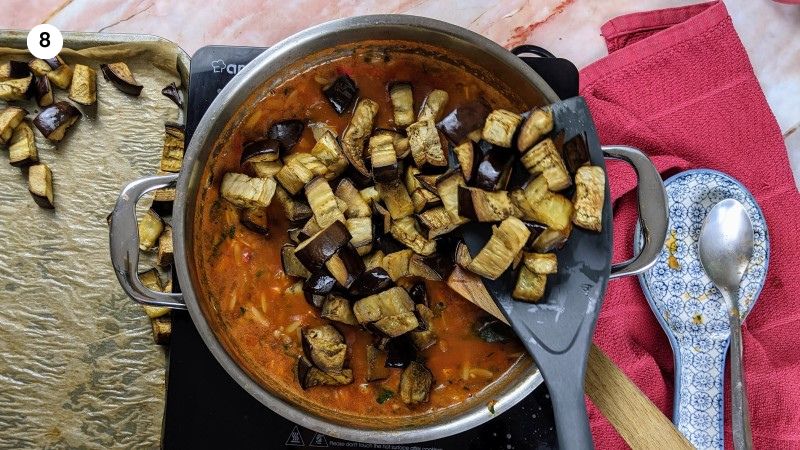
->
109, 15, 665, 444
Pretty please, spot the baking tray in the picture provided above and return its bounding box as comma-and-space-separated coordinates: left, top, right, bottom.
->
0, 31, 188, 449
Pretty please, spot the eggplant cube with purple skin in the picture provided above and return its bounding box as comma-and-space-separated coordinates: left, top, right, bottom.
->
353, 287, 419, 337
220, 172, 277, 209
482, 109, 522, 148
407, 118, 448, 171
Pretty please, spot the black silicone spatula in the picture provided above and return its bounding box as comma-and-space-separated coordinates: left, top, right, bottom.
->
461, 96, 612, 450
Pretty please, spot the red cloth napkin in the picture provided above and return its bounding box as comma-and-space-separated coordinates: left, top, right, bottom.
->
579, 1, 800, 448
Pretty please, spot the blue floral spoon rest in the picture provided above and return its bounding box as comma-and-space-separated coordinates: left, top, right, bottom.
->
636, 169, 769, 450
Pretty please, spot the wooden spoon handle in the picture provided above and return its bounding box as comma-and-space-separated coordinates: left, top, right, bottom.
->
447, 267, 693, 450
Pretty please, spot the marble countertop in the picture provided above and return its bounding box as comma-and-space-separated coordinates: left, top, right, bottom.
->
6, 1, 799, 187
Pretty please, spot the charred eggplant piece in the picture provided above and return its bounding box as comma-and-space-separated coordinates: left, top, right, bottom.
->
295, 221, 351, 271
388, 82, 414, 127
305, 177, 345, 229
0, 60, 30, 80
310, 131, 348, 179
353, 287, 419, 337
0, 106, 26, 144
410, 304, 438, 350
323, 75, 358, 114
282, 245, 312, 278
457, 186, 513, 222
157, 225, 174, 267
8, 122, 38, 167
416, 207, 458, 239
369, 134, 399, 183
366, 344, 390, 381
390, 216, 437, 256
33, 75, 53, 107
275, 157, 314, 195
28, 163, 54, 209
523, 252, 557, 274
335, 178, 371, 219
474, 146, 514, 191
44, 56, 73, 89
374, 129, 410, 159
436, 98, 492, 145
452, 140, 479, 182
321, 295, 358, 326
341, 99, 379, 177
159, 123, 185, 172
138, 209, 163, 251
302, 324, 348, 373
572, 165, 605, 232
161, 82, 182, 107
408, 119, 448, 172
399, 361, 433, 405
376, 180, 414, 220
100, 62, 143, 96
411, 188, 441, 214
67, 64, 97, 105
383, 335, 417, 368
482, 109, 522, 148
346, 216, 372, 255
380, 249, 413, 281
303, 272, 337, 308
435, 169, 468, 224
274, 186, 312, 223
0, 76, 32, 101
297, 356, 353, 389
240, 207, 270, 235
517, 106, 553, 152
220, 172, 276, 209
467, 216, 530, 280
513, 266, 548, 302
513, 176, 573, 231
324, 243, 365, 289
520, 138, 571, 191
531, 224, 572, 253
349, 267, 395, 298
267, 120, 305, 151
240, 138, 280, 165
417, 89, 449, 122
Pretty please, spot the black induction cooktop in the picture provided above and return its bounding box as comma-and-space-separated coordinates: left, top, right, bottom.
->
162, 44, 579, 450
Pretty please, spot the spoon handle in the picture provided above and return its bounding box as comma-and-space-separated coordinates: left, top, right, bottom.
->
726, 292, 754, 450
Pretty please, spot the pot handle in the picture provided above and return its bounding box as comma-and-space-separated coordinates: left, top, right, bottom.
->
602, 145, 668, 279
109, 174, 186, 309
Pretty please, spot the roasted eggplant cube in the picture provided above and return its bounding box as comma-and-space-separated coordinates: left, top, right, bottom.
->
0, 106, 27, 144
302, 325, 348, 373
528, 190, 574, 232
321, 295, 358, 326
341, 99, 379, 177
517, 106, 553, 152
522, 252, 557, 274
452, 140, 479, 182
399, 361, 433, 405
572, 165, 605, 232
8, 121, 38, 167
138, 209, 164, 251
512, 266, 548, 302
0, 60, 31, 80
349, 267, 395, 298
303, 272, 337, 308
151, 316, 172, 345
310, 131, 348, 179
28, 59, 51, 77
33, 102, 81, 142
346, 216, 373, 255
297, 357, 354, 389
376, 180, 414, 220
0, 76, 32, 101
352, 287, 419, 337
482, 109, 522, 148
531, 224, 572, 253
434, 169, 468, 224
100, 62, 143, 96
417, 206, 457, 239
408, 119, 447, 171
381, 249, 413, 281
410, 304, 438, 350
306, 177, 346, 229
151, 185, 176, 216
221, 172, 277, 209
467, 216, 531, 280
390, 216, 437, 256
323, 75, 358, 114
335, 178, 371, 219
240, 207, 270, 235
389, 82, 414, 127
45, 57, 73, 89
474, 147, 514, 191
366, 345, 390, 382
520, 138, 571, 191
267, 119, 305, 151
160, 123, 186, 172
157, 226, 174, 267
324, 243, 365, 289
294, 221, 351, 272
68, 64, 97, 105
437, 99, 491, 145
369, 134, 399, 184
276, 158, 315, 195
241, 138, 280, 165
27, 163, 54, 209
281, 244, 312, 278
417, 89, 449, 122
33, 75, 53, 107
561, 133, 591, 174
457, 186, 513, 222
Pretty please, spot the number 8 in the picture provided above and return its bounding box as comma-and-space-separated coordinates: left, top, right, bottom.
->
40, 32, 50, 48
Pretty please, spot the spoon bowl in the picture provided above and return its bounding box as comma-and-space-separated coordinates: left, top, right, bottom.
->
699, 199, 754, 301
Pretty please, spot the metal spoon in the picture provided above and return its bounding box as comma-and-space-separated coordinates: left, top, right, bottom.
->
698, 199, 754, 450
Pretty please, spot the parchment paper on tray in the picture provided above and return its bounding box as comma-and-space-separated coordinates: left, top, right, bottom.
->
0, 33, 188, 449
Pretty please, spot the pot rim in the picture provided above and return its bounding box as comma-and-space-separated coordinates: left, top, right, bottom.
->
173, 14, 558, 443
